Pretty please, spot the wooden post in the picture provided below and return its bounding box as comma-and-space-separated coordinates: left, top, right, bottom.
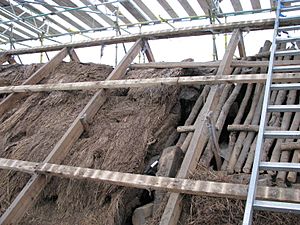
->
238, 30, 246, 58
0, 47, 69, 118
0, 39, 144, 225
159, 29, 241, 225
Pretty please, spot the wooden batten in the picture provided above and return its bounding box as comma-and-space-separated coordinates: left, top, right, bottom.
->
0, 158, 299, 203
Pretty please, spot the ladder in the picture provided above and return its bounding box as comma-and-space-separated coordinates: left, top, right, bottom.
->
242, 0, 300, 224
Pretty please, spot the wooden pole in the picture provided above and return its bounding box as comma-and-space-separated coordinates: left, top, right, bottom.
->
0, 73, 299, 94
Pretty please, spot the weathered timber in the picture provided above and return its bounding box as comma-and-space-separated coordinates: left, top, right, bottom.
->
0, 158, 298, 203
0, 73, 299, 94
281, 142, 300, 150
2, 18, 300, 55
0, 47, 69, 118
276, 108, 300, 186
159, 29, 241, 225
176, 86, 210, 147
0, 39, 144, 225
222, 84, 254, 170
177, 125, 195, 133
227, 124, 280, 132
226, 84, 264, 174
130, 60, 300, 69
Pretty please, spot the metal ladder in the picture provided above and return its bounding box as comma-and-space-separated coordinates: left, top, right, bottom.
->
242, 0, 300, 224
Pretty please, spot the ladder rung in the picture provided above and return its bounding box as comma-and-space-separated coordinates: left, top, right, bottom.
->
278, 25, 300, 31
276, 36, 300, 43
268, 105, 300, 112
259, 162, 300, 172
279, 15, 300, 21
271, 83, 300, 90
264, 130, 300, 139
281, 5, 300, 12
253, 200, 300, 213
273, 65, 300, 72
275, 49, 300, 56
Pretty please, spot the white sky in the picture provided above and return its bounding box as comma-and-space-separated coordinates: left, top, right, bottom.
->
1, 0, 300, 66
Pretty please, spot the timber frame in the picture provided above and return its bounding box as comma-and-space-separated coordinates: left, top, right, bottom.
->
0, 17, 299, 225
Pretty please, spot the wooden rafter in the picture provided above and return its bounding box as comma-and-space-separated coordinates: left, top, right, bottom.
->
2, 17, 300, 56
178, 0, 197, 16
159, 29, 242, 225
0, 73, 300, 93
98, 0, 131, 24
0, 39, 144, 225
0, 47, 69, 118
0, 158, 299, 203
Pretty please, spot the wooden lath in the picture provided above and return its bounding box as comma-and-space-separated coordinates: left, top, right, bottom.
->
0, 73, 300, 93
0, 39, 145, 225
156, 0, 179, 18
0, 158, 299, 203
159, 29, 242, 225
178, 0, 197, 16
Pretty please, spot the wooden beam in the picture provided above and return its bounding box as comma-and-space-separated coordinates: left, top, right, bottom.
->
251, 0, 261, 9
230, 0, 243, 11
178, 0, 197, 16
157, 0, 178, 18
0, 158, 299, 203
0, 47, 68, 118
160, 29, 241, 225
143, 40, 155, 62
2, 17, 300, 56
177, 125, 195, 133
68, 48, 80, 62
0, 39, 144, 225
130, 60, 300, 69
0, 73, 300, 93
